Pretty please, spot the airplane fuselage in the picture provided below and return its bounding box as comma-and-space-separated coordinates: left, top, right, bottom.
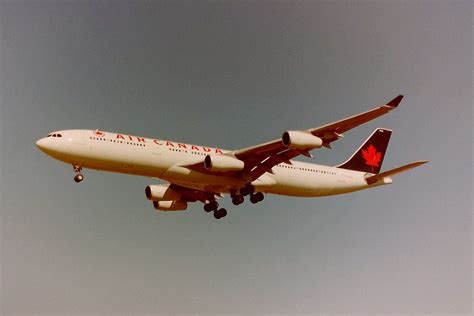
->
36, 129, 387, 198
35, 96, 427, 219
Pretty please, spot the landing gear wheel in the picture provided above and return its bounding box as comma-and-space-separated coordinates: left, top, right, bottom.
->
204, 201, 219, 212
204, 204, 213, 212
74, 173, 84, 183
250, 192, 264, 204
232, 195, 244, 205
214, 208, 227, 219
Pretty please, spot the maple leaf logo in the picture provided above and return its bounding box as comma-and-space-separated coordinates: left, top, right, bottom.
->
361, 144, 382, 172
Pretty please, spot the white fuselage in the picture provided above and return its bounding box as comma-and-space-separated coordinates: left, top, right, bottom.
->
36, 130, 388, 197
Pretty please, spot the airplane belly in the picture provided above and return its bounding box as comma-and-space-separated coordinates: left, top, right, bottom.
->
161, 165, 246, 193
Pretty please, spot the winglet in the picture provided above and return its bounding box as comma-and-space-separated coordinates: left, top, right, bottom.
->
386, 95, 404, 108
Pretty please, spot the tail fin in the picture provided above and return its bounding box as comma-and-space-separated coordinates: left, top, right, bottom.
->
335, 128, 392, 174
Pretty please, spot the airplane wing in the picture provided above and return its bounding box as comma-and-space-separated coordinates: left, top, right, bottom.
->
232, 95, 404, 180
183, 95, 403, 181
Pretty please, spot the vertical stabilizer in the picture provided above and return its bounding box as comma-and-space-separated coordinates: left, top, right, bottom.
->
335, 128, 392, 174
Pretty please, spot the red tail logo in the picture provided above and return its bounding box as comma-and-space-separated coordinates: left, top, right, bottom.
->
362, 144, 382, 172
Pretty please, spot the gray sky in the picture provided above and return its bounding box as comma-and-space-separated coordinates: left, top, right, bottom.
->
1, 1, 472, 315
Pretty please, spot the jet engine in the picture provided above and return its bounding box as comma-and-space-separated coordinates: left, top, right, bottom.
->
145, 184, 181, 201
204, 154, 245, 172
153, 200, 187, 211
282, 131, 323, 150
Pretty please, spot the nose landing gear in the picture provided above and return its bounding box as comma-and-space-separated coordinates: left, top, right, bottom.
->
73, 164, 84, 183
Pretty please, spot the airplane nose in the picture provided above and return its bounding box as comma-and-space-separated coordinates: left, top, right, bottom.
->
36, 138, 48, 151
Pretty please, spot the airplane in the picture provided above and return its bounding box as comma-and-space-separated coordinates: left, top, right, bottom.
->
36, 95, 428, 219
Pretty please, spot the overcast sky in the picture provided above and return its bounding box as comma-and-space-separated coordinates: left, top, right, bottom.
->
1, 1, 472, 315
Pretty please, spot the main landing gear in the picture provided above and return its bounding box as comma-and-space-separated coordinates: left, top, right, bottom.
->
204, 185, 265, 220
231, 195, 244, 206
73, 164, 84, 183
203, 200, 228, 219
203, 200, 218, 212
249, 192, 264, 204
239, 184, 255, 197
214, 208, 227, 219
239, 184, 264, 204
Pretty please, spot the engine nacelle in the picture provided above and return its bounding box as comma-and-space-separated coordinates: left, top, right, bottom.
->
153, 200, 188, 211
145, 184, 181, 201
204, 154, 245, 172
282, 131, 323, 150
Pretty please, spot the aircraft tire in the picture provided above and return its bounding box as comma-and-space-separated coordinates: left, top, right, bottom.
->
74, 174, 84, 183
204, 201, 219, 212
250, 194, 259, 204
204, 204, 213, 212
232, 196, 244, 205
214, 208, 227, 219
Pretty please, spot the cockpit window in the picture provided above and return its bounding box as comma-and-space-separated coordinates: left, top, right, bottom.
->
49, 133, 63, 137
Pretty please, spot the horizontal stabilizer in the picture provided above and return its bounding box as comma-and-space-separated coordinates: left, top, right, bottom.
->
365, 160, 429, 184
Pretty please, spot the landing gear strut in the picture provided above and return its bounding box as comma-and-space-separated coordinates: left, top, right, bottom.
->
239, 184, 255, 197
73, 164, 84, 183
